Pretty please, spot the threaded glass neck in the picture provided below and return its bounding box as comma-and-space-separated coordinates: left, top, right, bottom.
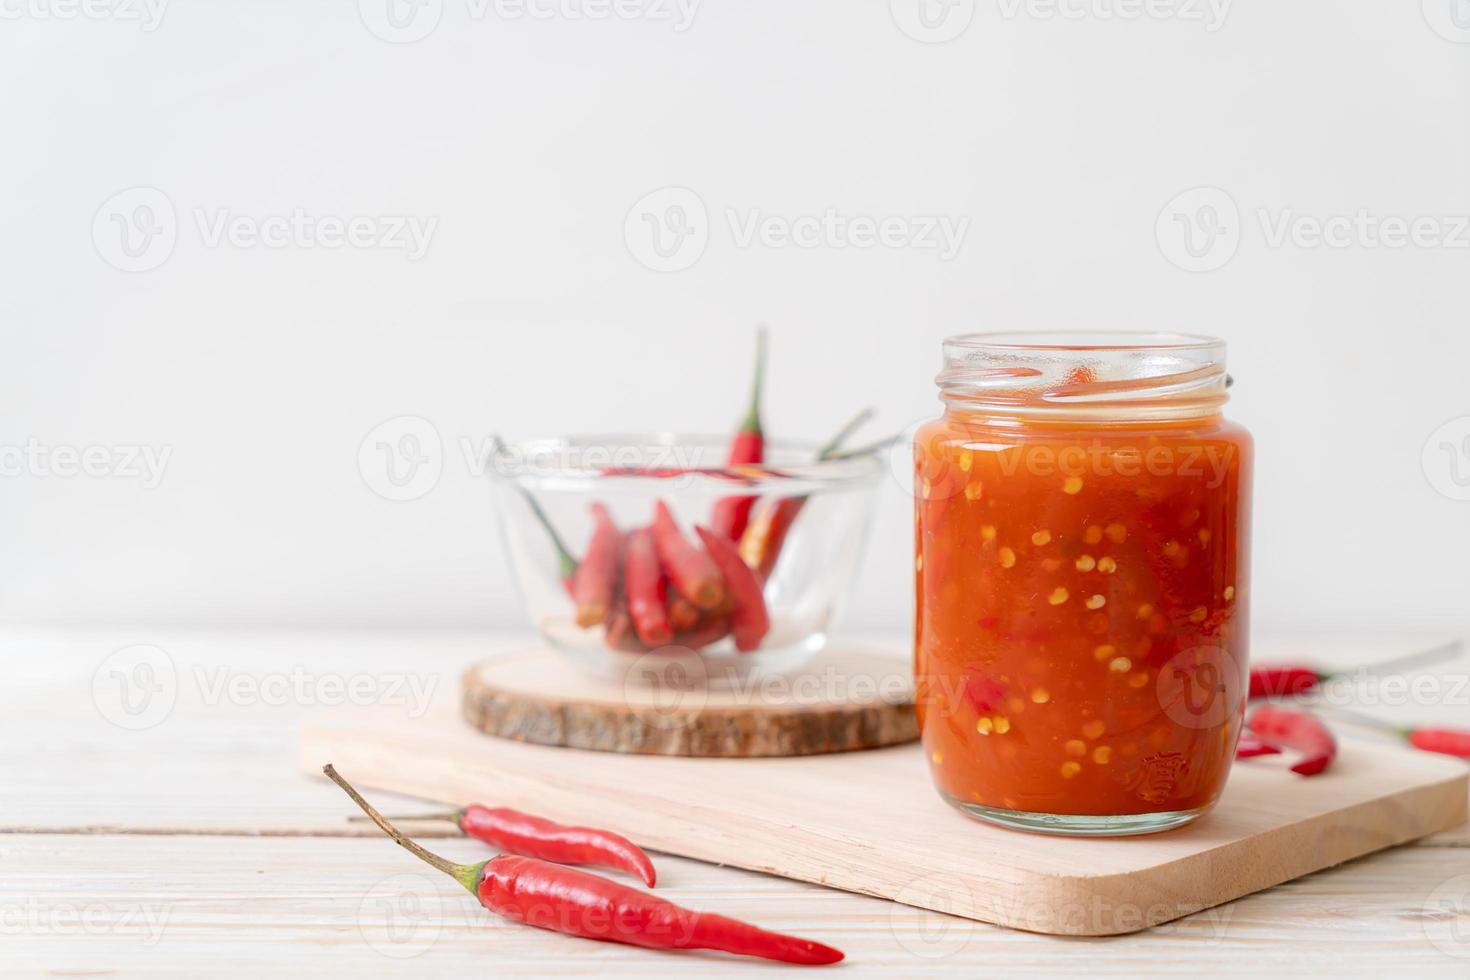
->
937, 331, 1228, 423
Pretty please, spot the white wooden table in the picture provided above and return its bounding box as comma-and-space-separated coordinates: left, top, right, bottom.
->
5, 628, 1469, 976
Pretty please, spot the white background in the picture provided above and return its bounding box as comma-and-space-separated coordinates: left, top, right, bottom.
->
2, 1, 1468, 636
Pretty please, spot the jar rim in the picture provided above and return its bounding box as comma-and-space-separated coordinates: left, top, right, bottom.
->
937, 331, 1230, 421
944, 331, 1224, 353
488, 433, 884, 492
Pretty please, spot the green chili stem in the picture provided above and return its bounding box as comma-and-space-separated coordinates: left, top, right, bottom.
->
816, 407, 874, 460
322, 765, 482, 895
739, 327, 768, 434
346, 809, 464, 824
492, 434, 577, 578
821, 432, 902, 462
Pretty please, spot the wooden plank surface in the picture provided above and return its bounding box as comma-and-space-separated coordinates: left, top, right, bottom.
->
4, 834, 1470, 977
300, 705, 1466, 935
5, 628, 1470, 972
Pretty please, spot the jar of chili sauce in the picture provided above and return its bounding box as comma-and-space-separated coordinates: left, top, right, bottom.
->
914, 333, 1251, 836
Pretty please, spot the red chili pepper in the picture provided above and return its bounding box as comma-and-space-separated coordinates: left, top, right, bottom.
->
1407, 727, 1470, 758
600, 536, 644, 652
741, 497, 804, 581
1248, 706, 1336, 776
1248, 642, 1461, 700
623, 528, 673, 647
695, 524, 770, 652
354, 804, 657, 887
603, 599, 645, 653
738, 409, 873, 580
1308, 708, 1470, 760
572, 504, 620, 628
1234, 735, 1282, 759
651, 501, 726, 611
481, 855, 841, 964
710, 329, 767, 542
324, 766, 842, 966
1247, 666, 1322, 700
673, 614, 733, 651
667, 590, 702, 633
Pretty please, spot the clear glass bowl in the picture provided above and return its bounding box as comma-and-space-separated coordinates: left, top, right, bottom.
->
488, 434, 882, 686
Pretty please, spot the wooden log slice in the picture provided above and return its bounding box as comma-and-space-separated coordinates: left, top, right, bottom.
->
460, 646, 916, 757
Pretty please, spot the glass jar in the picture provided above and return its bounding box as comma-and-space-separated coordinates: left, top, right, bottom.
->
914, 332, 1252, 836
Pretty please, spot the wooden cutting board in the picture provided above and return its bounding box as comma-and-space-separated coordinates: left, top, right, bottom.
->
299, 689, 1468, 937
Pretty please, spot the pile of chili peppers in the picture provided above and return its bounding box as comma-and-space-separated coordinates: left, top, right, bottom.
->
1238, 641, 1470, 776
325, 765, 843, 966
525, 331, 871, 656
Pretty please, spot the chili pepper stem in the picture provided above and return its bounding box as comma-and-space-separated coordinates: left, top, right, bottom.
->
323, 765, 484, 896
1315, 707, 1414, 740
346, 809, 465, 824
739, 327, 767, 434
492, 434, 577, 580
1324, 639, 1462, 681
820, 432, 903, 462
816, 407, 873, 460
